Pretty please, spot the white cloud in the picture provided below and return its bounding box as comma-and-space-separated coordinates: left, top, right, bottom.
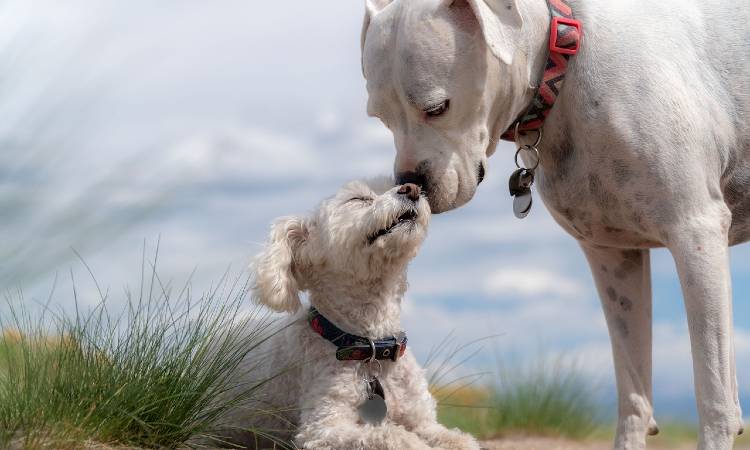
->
166, 126, 320, 183
403, 293, 607, 365
315, 109, 342, 135
484, 268, 585, 298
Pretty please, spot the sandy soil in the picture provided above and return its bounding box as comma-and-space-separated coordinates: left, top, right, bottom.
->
482, 437, 612, 450
11, 436, 750, 450
482, 436, 750, 450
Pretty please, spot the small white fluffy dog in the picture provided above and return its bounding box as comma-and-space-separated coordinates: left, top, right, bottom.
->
219, 177, 481, 450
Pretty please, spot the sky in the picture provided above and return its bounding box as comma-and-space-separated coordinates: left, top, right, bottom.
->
1, 0, 749, 421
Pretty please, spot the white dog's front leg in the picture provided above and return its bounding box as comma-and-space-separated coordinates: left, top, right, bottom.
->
667, 210, 743, 449
295, 417, 439, 450
294, 368, 441, 450
385, 354, 481, 450
581, 245, 657, 450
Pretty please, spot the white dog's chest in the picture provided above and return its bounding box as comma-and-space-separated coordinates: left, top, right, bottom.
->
532, 153, 665, 249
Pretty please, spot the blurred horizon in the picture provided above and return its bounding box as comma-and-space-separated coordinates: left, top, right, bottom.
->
1, 0, 749, 422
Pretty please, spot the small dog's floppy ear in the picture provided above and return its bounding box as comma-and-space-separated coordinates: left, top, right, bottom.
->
449, 0, 523, 65
252, 216, 309, 313
361, 0, 394, 73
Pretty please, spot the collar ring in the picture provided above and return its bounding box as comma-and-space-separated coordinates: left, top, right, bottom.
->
514, 122, 543, 147
367, 338, 377, 363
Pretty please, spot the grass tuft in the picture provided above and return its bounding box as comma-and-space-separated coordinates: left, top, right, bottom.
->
488, 357, 600, 438
0, 248, 288, 450
436, 354, 601, 440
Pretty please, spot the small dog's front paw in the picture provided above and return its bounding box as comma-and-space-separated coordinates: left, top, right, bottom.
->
426, 429, 481, 450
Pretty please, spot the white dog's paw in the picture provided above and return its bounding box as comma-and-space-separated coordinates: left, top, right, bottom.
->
423, 428, 481, 450
297, 427, 435, 450
647, 416, 660, 436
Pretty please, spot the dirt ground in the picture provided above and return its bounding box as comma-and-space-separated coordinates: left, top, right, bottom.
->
482, 436, 750, 450
10, 436, 750, 450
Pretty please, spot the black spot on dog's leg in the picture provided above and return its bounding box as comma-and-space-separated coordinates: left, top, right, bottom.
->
619, 296, 633, 312
613, 251, 641, 280
621, 250, 641, 262
606, 286, 617, 302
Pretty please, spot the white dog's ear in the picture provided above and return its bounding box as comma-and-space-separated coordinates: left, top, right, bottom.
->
361, 0, 394, 65
252, 216, 309, 314
449, 0, 523, 65
365, 0, 393, 14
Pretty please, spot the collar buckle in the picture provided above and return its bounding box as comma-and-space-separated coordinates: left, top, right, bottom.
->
389, 332, 407, 362
549, 17, 582, 55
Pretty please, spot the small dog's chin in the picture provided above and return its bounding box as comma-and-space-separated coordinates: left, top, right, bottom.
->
370, 222, 424, 250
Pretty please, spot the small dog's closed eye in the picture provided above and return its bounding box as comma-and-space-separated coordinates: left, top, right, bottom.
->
208, 177, 481, 450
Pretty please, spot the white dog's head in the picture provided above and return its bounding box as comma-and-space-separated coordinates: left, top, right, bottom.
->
362, 0, 535, 213
252, 177, 431, 313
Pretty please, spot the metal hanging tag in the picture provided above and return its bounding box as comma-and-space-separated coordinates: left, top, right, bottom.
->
357, 341, 387, 425
507, 125, 542, 219
358, 376, 387, 425
513, 192, 533, 219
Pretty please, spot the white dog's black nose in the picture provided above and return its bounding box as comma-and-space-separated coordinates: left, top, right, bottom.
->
396, 170, 426, 189
398, 183, 421, 201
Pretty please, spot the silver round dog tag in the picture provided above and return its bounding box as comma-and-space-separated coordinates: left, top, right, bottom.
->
358, 393, 387, 425
513, 191, 533, 219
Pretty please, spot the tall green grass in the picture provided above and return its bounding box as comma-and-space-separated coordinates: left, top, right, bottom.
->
0, 253, 290, 450
436, 354, 601, 440
489, 357, 600, 438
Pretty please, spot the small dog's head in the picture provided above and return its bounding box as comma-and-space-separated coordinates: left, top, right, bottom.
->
252, 177, 431, 313
361, 0, 532, 213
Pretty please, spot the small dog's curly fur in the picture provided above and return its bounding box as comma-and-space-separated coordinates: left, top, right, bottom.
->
218, 177, 481, 450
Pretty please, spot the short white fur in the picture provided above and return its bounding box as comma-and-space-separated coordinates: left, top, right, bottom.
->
361, 0, 750, 448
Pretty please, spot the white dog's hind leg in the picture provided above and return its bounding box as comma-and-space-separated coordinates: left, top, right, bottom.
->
581, 246, 656, 450
667, 208, 743, 450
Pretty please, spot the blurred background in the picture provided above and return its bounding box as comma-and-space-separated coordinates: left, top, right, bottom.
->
1, 0, 749, 423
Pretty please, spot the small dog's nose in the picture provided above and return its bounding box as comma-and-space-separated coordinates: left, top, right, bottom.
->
398, 183, 421, 201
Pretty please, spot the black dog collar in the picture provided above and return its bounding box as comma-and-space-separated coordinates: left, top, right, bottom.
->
308, 307, 407, 362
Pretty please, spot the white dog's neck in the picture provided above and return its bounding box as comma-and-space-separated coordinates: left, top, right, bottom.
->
308, 270, 407, 339
488, 0, 556, 142
518, 0, 555, 90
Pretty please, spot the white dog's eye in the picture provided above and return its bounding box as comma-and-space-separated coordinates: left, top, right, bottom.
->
424, 100, 450, 117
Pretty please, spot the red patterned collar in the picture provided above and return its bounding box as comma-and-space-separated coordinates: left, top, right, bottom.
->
501, 0, 582, 141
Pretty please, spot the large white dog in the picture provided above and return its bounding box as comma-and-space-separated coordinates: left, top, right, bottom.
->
360, 0, 750, 449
